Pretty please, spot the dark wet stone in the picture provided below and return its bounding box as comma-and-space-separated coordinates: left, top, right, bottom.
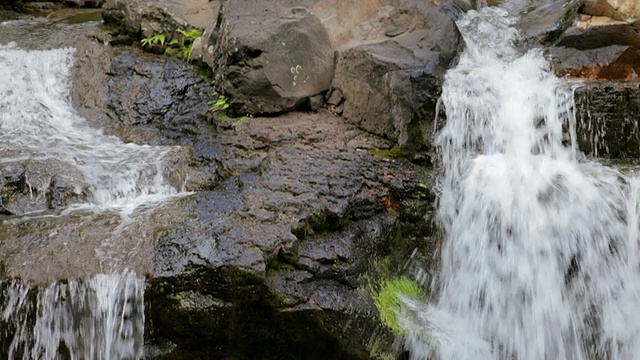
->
574, 81, 640, 158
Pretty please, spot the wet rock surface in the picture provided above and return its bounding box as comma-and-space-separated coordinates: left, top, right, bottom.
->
503, 0, 584, 45
574, 81, 640, 158
0, 14, 436, 359
145, 113, 437, 359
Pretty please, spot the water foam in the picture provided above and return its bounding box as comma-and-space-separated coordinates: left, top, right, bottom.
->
403, 7, 640, 360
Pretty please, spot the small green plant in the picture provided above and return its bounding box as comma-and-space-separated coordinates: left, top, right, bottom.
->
141, 33, 166, 47
208, 94, 230, 119
238, 114, 253, 123
210, 95, 230, 112
167, 28, 203, 60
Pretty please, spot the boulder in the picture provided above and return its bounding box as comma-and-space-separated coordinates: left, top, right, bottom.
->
192, 0, 335, 115
554, 15, 640, 49
331, 0, 462, 155
581, 0, 640, 23
550, 45, 640, 80
102, 0, 220, 39
548, 15, 640, 79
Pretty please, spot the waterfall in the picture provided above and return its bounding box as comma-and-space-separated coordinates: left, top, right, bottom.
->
0, 39, 184, 358
1, 272, 145, 360
403, 7, 640, 360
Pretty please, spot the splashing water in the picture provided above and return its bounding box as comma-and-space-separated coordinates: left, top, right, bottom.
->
1, 271, 145, 360
0, 42, 184, 214
402, 7, 640, 360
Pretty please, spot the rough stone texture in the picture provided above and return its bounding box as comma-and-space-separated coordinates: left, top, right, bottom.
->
102, 0, 220, 38
582, 0, 640, 22
308, 0, 385, 48
194, 0, 335, 115
145, 113, 437, 359
0, 14, 436, 359
331, 0, 461, 156
574, 81, 640, 158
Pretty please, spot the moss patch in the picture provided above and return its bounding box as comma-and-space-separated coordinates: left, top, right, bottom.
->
368, 276, 425, 335
370, 146, 408, 160
64, 10, 103, 24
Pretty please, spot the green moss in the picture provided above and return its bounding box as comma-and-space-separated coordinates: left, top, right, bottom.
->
370, 145, 407, 160
374, 277, 423, 335
64, 10, 103, 24
365, 273, 426, 336
154, 226, 170, 236
266, 257, 296, 272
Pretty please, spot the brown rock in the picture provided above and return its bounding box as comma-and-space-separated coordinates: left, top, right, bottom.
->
582, 0, 640, 23
549, 14, 640, 81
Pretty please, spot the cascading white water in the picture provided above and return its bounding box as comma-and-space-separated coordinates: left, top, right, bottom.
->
401, 7, 640, 360
2, 271, 145, 360
0, 39, 185, 358
0, 42, 183, 214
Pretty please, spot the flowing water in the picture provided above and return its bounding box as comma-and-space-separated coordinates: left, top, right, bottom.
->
2, 272, 144, 360
0, 26, 185, 358
402, 6, 640, 360
0, 41, 183, 214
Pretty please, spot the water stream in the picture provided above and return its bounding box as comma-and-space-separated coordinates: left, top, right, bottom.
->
2, 272, 144, 360
402, 7, 640, 360
0, 32, 183, 358
0, 42, 183, 214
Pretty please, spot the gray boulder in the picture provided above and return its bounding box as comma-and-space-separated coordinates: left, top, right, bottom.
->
193, 0, 335, 115
331, 1, 462, 154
